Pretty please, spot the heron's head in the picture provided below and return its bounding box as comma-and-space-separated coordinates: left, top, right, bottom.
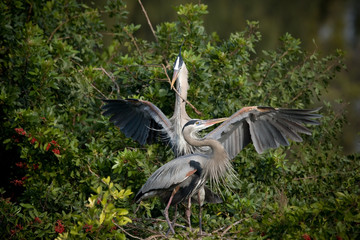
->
171, 49, 185, 89
182, 118, 228, 137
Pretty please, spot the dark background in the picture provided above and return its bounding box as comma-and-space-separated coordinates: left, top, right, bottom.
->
91, 0, 360, 154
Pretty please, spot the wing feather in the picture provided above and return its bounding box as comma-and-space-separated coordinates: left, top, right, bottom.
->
102, 99, 174, 146
206, 106, 321, 157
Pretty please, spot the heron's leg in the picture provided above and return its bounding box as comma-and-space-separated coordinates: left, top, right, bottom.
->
198, 191, 203, 235
172, 204, 178, 226
164, 187, 179, 235
166, 204, 178, 236
186, 197, 192, 231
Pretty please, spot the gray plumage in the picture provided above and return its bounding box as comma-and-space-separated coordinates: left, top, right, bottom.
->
134, 118, 233, 234
206, 106, 322, 159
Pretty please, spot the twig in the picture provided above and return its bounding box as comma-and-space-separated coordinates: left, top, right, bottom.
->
220, 218, 246, 236
132, 217, 186, 228
258, 50, 288, 87
48, 20, 69, 43
138, 0, 159, 43
122, 26, 143, 59
112, 219, 144, 240
126, 222, 164, 235
145, 235, 165, 240
161, 64, 203, 116
87, 165, 108, 185
93, 67, 120, 95
90, 82, 107, 99
113, 63, 202, 116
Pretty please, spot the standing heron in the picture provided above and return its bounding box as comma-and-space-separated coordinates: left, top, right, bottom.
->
135, 107, 321, 234
134, 117, 232, 235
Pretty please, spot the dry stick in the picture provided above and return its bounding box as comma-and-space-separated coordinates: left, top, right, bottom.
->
161, 64, 203, 116
122, 27, 143, 59
90, 82, 107, 99
138, 0, 159, 43
93, 62, 202, 116
87, 165, 110, 186
220, 218, 247, 236
132, 217, 186, 229
145, 235, 164, 240
136, 0, 172, 67
48, 20, 68, 43
112, 219, 143, 240
93, 67, 120, 96
77, 67, 113, 98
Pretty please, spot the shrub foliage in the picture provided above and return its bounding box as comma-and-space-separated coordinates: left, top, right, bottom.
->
0, 0, 359, 239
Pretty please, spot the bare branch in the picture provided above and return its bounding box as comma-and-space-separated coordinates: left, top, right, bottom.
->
122, 27, 143, 59
220, 218, 247, 236
112, 219, 143, 240
93, 67, 120, 95
145, 235, 164, 240
258, 51, 288, 87
137, 0, 159, 43
90, 82, 108, 99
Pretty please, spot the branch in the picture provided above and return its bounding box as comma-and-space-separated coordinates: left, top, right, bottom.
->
87, 165, 108, 185
122, 27, 143, 59
93, 67, 120, 96
48, 20, 69, 43
113, 63, 203, 116
258, 50, 288, 87
145, 235, 164, 240
137, 0, 159, 43
112, 219, 143, 240
220, 218, 247, 236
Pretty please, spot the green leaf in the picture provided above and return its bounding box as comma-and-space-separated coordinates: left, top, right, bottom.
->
99, 210, 105, 225
20, 203, 34, 209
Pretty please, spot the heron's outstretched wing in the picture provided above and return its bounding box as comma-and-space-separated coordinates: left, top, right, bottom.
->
102, 99, 175, 146
206, 106, 321, 159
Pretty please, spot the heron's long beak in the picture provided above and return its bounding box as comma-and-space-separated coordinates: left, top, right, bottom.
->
170, 70, 179, 89
203, 117, 228, 127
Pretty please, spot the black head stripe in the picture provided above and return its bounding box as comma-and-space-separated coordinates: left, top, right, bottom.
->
182, 119, 198, 131
173, 53, 183, 70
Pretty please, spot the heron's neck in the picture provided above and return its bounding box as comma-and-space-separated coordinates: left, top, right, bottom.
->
173, 64, 190, 121
185, 135, 226, 159
183, 127, 234, 189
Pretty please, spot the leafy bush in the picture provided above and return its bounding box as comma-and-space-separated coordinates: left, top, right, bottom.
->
0, 0, 358, 239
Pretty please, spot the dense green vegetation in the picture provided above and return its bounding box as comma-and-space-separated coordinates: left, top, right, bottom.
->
1, 0, 359, 239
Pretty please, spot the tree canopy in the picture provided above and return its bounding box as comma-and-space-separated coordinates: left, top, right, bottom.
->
0, 0, 359, 239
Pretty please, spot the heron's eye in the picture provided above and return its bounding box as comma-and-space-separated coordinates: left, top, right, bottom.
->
195, 121, 200, 125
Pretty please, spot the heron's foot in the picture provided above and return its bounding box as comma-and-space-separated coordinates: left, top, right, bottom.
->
164, 211, 175, 235
165, 222, 175, 236
165, 223, 187, 236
